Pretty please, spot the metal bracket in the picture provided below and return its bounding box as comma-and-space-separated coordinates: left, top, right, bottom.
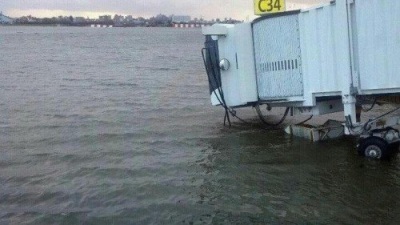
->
350, 85, 358, 96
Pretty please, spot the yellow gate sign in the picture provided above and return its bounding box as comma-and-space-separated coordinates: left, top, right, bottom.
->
254, 0, 286, 15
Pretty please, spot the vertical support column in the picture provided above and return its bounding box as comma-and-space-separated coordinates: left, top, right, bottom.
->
337, 0, 358, 133
343, 94, 357, 127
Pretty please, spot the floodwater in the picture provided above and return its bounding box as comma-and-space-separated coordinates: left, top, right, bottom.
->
1, 26, 400, 224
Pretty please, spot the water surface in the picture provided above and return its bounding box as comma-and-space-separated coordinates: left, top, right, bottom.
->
1, 26, 400, 224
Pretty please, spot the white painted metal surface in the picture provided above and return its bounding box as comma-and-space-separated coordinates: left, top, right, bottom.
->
202, 0, 400, 119
250, 0, 352, 107
285, 120, 344, 142
292, 100, 344, 116
203, 23, 258, 107
298, 2, 351, 106
354, 0, 400, 94
202, 25, 229, 36
253, 14, 303, 99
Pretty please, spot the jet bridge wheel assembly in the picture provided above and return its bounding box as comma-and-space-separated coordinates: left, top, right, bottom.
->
357, 137, 390, 159
357, 132, 400, 160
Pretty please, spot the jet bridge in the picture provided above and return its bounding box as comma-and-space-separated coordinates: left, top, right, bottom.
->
201, 0, 400, 159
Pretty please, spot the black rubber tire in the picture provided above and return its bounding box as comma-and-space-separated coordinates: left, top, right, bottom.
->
357, 137, 390, 159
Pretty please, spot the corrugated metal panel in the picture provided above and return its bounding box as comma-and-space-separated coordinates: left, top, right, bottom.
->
253, 14, 303, 100
298, 3, 350, 105
355, 0, 400, 92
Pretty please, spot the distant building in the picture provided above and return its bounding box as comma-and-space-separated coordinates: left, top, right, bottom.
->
99, 15, 112, 22
132, 19, 145, 26
74, 17, 86, 23
0, 12, 14, 24
171, 15, 191, 23
113, 15, 124, 23
125, 15, 133, 22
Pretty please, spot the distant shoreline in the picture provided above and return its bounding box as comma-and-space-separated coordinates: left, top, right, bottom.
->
0, 24, 203, 28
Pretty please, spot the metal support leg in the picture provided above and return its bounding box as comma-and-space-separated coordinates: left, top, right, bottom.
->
343, 95, 357, 134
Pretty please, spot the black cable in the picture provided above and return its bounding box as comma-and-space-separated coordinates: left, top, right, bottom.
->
202, 47, 253, 127
202, 48, 230, 124
255, 104, 289, 127
296, 115, 313, 125
206, 47, 232, 126
362, 98, 377, 112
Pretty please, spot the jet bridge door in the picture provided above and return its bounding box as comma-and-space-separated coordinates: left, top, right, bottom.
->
253, 13, 303, 100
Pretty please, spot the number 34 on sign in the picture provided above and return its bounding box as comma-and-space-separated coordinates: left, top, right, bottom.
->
254, 0, 286, 15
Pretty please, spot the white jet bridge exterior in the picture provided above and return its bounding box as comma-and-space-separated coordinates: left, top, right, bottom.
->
201, 0, 400, 159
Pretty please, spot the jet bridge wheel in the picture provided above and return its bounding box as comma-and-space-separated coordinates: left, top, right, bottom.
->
357, 137, 390, 160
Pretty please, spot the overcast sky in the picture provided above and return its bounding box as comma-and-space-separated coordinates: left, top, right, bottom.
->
0, 0, 331, 19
